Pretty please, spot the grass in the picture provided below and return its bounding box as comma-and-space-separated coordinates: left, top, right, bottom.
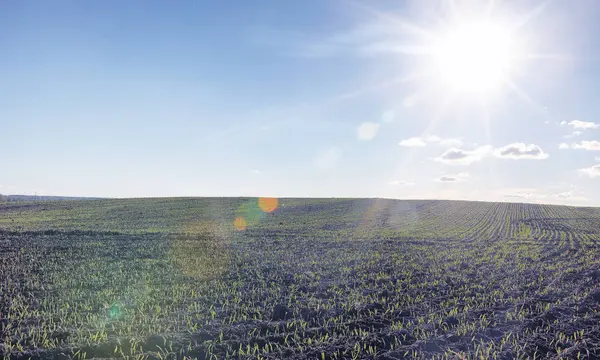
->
1, 198, 600, 359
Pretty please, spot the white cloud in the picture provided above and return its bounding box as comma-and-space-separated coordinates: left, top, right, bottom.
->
579, 164, 600, 178
277, 21, 414, 59
596, 156, 600, 161
563, 130, 583, 139
399, 135, 462, 148
504, 193, 533, 199
566, 120, 599, 130
493, 143, 549, 160
389, 180, 414, 186
399, 137, 427, 147
435, 145, 492, 165
501, 188, 547, 200
357, 122, 380, 141
555, 192, 572, 199
315, 147, 343, 169
496, 186, 588, 205
381, 110, 395, 123
252, 169, 261, 174
571, 140, 600, 151
559, 121, 598, 142
501, 189, 544, 200
425, 135, 463, 147
425, 135, 441, 142
559, 141, 600, 151
434, 143, 548, 165
436, 172, 469, 182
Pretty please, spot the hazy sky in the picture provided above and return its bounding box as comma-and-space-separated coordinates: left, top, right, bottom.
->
2, 0, 600, 205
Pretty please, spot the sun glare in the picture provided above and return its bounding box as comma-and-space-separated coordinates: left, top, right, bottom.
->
432, 21, 513, 93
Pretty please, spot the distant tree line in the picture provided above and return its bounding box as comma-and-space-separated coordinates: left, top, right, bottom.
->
0, 194, 29, 202
0, 194, 100, 202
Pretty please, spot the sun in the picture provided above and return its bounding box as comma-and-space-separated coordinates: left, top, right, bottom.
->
432, 21, 514, 94
343, 2, 551, 110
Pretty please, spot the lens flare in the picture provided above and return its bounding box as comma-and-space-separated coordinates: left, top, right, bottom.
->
172, 220, 232, 282
231, 198, 278, 231
235, 200, 264, 229
108, 302, 122, 319
234, 216, 247, 231
171, 234, 231, 280
258, 197, 279, 213
354, 199, 420, 238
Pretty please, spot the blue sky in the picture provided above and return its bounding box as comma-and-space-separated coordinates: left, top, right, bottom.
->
1, 0, 600, 205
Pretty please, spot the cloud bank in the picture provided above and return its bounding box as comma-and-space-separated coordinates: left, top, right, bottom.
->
399, 137, 427, 147
435, 146, 492, 165
494, 143, 549, 160
579, 164, 600, 178
437, 172, 469, 182
572, 141, 600, 151
399, 135, 462, 148
389, 180, 415, 186
559, 140, 600, 151
561, 120, 599, 130
435, 143, 548, 165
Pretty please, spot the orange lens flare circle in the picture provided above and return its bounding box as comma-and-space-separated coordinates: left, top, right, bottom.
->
258, 197, 278, 213
234, 216, 247, 231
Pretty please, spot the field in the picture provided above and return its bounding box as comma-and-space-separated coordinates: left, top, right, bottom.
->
2, 198, 600, 359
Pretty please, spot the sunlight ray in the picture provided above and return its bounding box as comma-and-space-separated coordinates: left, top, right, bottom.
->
485, 0, 496, 18
510, 1, 548, 33
362, 43, 434, 56
446, 0, 460, 20
345, 0, 436, 40
331, 72, 422, 104
480, 99, 493, 150
392, 93, 454, 185
480, 100, 499, 189
505, 78, 536, 107
420, 93, 455, 139
504, 78, 547, 119
526, 53, 571, 60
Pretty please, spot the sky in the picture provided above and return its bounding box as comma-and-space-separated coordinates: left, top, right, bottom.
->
1, 0, 600, 205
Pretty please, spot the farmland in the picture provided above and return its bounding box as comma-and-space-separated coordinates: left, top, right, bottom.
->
1, 198, 600, 359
